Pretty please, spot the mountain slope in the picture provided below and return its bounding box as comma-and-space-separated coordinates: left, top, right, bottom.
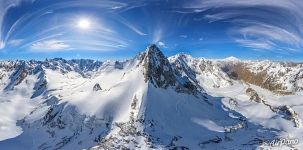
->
0, 45, 302, 149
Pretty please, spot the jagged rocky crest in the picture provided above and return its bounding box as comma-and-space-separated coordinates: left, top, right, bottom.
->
220, 61, 303, 95
140, 44, 177, 88
139, 44, 198, 94
0, 45, 302, 150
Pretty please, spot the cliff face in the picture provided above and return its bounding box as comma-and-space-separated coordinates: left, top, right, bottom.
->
140, 44, 198, 94
219, 61, 303, 95
140, 44, 176, 88
0, 45, 303, 150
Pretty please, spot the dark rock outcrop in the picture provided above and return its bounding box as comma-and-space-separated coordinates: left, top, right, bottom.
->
246, 88, 262, 103
139, 44, 198, 94
140, 44, 177, 88
278, 105, 301, 128
93, 83, 102, 91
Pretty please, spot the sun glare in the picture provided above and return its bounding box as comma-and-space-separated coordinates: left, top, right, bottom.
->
77, 18, 91, 29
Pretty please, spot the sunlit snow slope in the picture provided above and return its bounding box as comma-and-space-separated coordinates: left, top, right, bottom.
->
0, 45, 302, 150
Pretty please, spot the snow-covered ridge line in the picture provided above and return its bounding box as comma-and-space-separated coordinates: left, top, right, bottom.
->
169, 54, 303, 94
1, 47, 303, 94
1, 47, 303, 95
1, 53, 302, 66
0, 45, 303, 150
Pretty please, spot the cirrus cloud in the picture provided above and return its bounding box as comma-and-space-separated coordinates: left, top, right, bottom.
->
0, 0, 30, 49
30, 39, 70, 51
185, 0, 303, 53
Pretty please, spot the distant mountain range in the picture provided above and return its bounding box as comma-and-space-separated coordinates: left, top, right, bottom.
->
0, 45, 302, 149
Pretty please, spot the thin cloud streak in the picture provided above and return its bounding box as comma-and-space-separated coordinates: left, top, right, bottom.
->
30, 39, 70, 51
115, 15, 147, 36
185, 0, 303, 53
0, 0, 131, 51
0, 0, 31, 49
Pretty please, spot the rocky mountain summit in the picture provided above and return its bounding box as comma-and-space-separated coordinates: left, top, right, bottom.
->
0, 45, 302, 150
218, 60, 303, 95
140, 44, 198, 94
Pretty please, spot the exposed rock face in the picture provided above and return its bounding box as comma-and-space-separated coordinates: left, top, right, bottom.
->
93, 83, 102, 91
224, 63, 285, 94
140, 44, 176, 88
4, 61, 33, 90
246, 88, 262, 103
169, 54, 197, 83
169, 54, 204, 92
169, 54, 233, 89
43, 58, 103, 77
91, 95, 153, 150
261, 102, 302, 128
0, 73, 4, 80
278, 105, 301, 128
197, 60, 233, 88
1, 45, 303, 150
221, 61, 303, 95
114, 61, 123, 69
140, 45, 198, 94
21, 96, 111, 150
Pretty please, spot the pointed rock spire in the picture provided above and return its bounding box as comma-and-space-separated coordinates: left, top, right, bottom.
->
140, 44, 176, 88
93, 83, 102, 91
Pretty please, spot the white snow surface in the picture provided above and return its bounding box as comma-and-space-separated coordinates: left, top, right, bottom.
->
0, 48, 302, 150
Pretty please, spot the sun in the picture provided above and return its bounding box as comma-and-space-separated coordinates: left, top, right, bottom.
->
77, 18, 91, 29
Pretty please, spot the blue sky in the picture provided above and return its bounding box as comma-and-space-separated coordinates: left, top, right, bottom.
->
0, 0, 303, 61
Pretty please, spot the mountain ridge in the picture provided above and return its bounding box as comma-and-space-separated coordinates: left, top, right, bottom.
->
0, 45, 302, 149
2, 45, 302, 94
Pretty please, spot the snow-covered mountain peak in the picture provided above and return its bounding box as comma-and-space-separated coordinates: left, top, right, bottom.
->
139, 45, 176, 88
170, 53, 194, 62
137, 45, 198, 94
143, 44, 166, 61
43, 58, 103, 74
222, 56, 240, 62
1, 46, 303, 150
168, 54, 194, 71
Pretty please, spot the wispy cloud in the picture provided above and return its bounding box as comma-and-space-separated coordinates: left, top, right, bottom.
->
7, 39, 23, 46
234, 39, 274, 50
179, 35, 187, 38
235, 24, 302, 46
30, 40, 70, 51
152, 27, 163, 43
185, 0, 303, 53
158, 41, 168, 48
0, 41, 4, 49
0, 0, 131, 51
230, 23, 302, 52
0, 0, 28, 49
115, 15, 147, 36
